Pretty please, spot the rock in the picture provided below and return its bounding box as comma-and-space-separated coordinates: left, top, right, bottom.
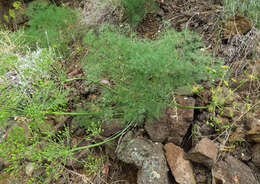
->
192, 120, 215, 145
245, 116, 260, 143
25, 162, 35, 177
116, 131, 170, 184
252, 144, 260, 168
212, 155, 258, 184
157, 9, 165, 17
167, 97, 195, 145
192, 163, 212, 184
100, 119, 124, 137
144, 110, 170, 142
185, 138, 218, 168
230, 142, 251, 162
145, 96, 195, 144
248, 162, 260, 184
164, 143, 196, 184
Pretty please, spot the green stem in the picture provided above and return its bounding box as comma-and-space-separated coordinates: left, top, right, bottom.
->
46, 111, 101, 116
70, 121, 134, 152
233, 79, 248, 93
170, 102, 208, 109
65, 78, 89, 82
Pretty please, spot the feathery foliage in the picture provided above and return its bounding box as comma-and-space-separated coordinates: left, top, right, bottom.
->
22, 1, 77, 53
80, 25, 221, 126
0, 42, 71, 180
0, 48, 68, 122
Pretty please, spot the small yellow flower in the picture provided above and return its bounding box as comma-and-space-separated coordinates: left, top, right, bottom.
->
192, 85, 201, 94
248, 74, 254, 80
224, 80, 229, 87
229, 89, 233, 95
210, 88, 215, 94
231, 78, 237, 82
221, 65, 228, 70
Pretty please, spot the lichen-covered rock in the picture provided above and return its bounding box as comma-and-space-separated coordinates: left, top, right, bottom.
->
116, 131, 170, 184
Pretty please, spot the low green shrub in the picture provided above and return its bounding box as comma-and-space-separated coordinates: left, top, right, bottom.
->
0, 45, 72, 181
223, 0, 260, 28
81, 25, 222, 126
121, 0, 159, 27
22, 1, 78, 54
0, 48, 68, 121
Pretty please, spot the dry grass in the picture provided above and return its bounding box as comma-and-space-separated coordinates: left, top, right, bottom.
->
0, 30, 23, 55
78, 0, 121, 28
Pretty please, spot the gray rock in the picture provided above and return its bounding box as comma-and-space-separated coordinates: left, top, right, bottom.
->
116, 131, 170, 184
193, 163, 212, 184
212, 155, 259, 184
245, 116, 260, 143
186, 138, 218, 168
144, 111, 170, 143
252, 144, 260, 168
25, 162, 35, 177
101, 119, 124, 137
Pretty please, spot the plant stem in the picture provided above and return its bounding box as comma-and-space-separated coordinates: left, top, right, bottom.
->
66, 78, 208, 110
46, 111, 101, 116
172, 102, 208, 109
70, 121, 134, 152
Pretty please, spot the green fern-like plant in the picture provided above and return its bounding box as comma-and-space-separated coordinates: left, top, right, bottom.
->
0, 47, 69, 122
80, 25, 222, 126
22, 1, 77, 53
0, 46, 71, 181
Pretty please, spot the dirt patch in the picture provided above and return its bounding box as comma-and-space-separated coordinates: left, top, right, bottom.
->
137, 13, 162, 39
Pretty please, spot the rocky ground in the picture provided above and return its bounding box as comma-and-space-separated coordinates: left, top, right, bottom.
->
0, 0, 260, 183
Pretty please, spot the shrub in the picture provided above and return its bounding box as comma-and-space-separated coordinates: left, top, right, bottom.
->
121, 0, 159, 27
81, 25, 222, 126
0, 43, 71, 181
0, 47, 68, 121
22, 1, 78, 54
